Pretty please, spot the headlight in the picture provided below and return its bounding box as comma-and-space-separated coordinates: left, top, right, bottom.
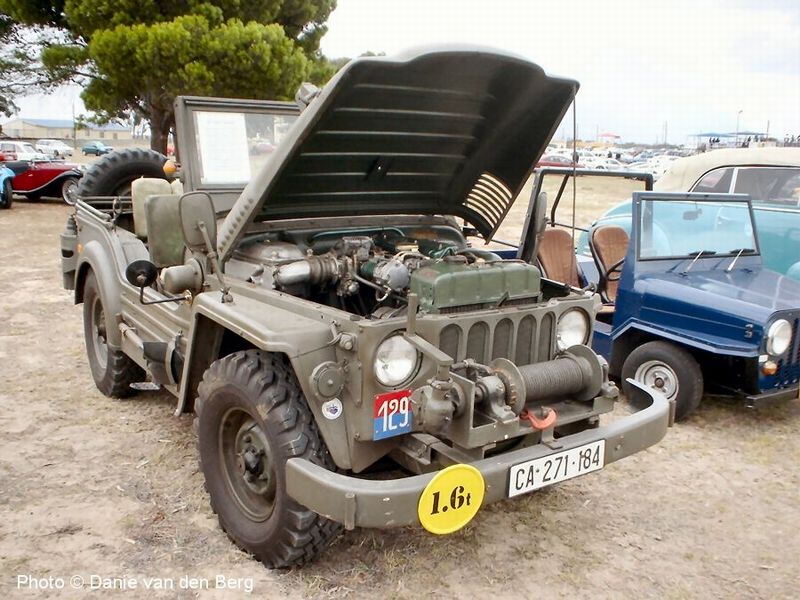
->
556, 309, 589, 351
766, 319, 792, 355
374, 335, 420, 387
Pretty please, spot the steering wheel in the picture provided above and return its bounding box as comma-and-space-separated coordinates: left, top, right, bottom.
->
606, 257, 625, 281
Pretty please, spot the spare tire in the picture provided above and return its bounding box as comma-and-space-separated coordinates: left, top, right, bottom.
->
77, 148, 170, 199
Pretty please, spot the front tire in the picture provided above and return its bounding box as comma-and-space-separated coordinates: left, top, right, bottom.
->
195, 350, 342, 568
82, 270, 144, 397
621, 340, 703, 421
0, 179, 12, 209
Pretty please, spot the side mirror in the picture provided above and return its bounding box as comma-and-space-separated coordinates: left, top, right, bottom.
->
125, 258, 187, 305
179, 191, 216, 252
125, 259, 158, 288
682, 208, 702, 221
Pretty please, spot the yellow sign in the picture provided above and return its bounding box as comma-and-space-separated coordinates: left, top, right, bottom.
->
417, 464, 485, 535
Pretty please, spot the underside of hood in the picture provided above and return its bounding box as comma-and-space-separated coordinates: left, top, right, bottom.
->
218, 47, 578, 260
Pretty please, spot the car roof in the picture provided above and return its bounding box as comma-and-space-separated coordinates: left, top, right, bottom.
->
655, 147, 800, 191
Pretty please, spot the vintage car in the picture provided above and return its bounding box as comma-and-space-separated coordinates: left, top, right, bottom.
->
0, 140, 48, 161
35, 139, 75, 157
61, 48, 672, 567
582, 148, 800, 279
513, 167, 800, 420
4, 158, 83, 204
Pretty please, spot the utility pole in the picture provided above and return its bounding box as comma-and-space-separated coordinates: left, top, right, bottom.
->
735, 110, 743, 146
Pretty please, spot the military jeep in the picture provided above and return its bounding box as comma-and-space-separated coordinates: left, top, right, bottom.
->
61, 48, 672, 567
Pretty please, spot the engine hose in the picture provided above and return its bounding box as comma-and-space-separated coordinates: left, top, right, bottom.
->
517, 354, 594, 402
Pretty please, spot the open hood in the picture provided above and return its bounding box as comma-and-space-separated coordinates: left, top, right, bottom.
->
218, 47, 578, 260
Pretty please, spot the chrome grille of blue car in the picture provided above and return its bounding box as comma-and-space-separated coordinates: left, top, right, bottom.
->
777, 318, 800, 385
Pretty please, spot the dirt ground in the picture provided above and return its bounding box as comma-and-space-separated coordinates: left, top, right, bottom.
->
1, 194, 799, 599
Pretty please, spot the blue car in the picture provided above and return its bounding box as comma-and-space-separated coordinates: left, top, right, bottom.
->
510, 169, 800, 420
0, 163, 13, 209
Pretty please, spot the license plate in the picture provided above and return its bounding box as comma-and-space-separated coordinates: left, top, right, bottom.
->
373, 389, 413, 440
508, 440, 605, 497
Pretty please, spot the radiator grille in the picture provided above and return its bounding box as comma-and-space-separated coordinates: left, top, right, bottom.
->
437, 312, 555, 365
777, 318, 800, 384
438, 297, 539, 315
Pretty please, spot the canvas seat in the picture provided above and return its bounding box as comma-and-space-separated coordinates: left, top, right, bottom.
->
131, 178, 186, 267
537, 228, 581, 287
590, 225, 629, 304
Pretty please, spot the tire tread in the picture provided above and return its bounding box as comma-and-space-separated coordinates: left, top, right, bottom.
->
195, 350, 342, 568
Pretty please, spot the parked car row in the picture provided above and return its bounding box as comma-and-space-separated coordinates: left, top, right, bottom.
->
0, 154, 84, 205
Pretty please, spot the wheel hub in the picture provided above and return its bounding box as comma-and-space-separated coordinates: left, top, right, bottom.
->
91, 299, 108, 366
634, 360, 679, 400
219, 409, 275, 521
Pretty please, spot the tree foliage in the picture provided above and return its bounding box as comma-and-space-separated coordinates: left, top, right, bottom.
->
0, 1, 337, 151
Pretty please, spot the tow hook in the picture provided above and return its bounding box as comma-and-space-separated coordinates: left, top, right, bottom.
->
519, 407, 557, 430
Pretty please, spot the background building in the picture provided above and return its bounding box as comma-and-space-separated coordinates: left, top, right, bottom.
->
0, 118, 132, 142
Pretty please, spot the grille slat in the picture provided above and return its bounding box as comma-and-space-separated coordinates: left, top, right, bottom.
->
437, 312, 555, 365
778, 318, 800, 384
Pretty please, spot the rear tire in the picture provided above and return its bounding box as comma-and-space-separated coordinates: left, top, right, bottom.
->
82, 270, 144, 397
0, 179, 12, 209
621, 340, 703, 421
76, 148, 169, 199
195, 350, 342, 568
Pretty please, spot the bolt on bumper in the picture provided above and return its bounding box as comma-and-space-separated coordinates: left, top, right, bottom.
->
286, 380, 673, 530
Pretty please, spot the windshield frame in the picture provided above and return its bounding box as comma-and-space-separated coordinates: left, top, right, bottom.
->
175, 95, 301, 213
633, 191, 761, 262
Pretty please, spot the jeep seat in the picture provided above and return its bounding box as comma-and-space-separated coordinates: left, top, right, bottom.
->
131, 178, 173, 239
144, 194, 186, 267
590, 225, 628, 303
537, 227, 581, 287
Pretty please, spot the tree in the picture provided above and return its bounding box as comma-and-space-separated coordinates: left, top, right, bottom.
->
0, 8, 62, 116
0, 1, 336, 152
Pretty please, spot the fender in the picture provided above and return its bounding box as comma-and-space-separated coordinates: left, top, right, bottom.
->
0, 166, 13, 185
175, 293, 353, 468
612, 318, 760, 358
74, 239, 126, 349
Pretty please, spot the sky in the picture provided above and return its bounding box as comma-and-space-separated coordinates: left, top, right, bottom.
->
319, 0, 800, 144
7, 0, 800, 145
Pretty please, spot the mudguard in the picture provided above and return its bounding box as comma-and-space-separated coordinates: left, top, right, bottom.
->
175, 291, 354, 468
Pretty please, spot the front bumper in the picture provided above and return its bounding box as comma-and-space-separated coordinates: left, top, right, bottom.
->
286, 380, 673, 530
745, 385, 800, 408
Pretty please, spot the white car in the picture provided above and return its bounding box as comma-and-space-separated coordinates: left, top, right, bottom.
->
0, 141, 48, 161
35, 139, 74, 158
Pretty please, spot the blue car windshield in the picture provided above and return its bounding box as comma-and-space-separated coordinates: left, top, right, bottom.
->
639, 199, 758, 260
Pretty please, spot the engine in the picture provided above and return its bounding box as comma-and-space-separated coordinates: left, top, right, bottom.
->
225, 234, 543, 317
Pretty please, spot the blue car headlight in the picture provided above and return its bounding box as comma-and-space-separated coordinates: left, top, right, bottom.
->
766, 319, 792, 356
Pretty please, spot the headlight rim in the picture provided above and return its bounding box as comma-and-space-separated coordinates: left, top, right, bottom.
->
766, 319, 792, 356
373, 333, 421, 388
556, 308, 590, 351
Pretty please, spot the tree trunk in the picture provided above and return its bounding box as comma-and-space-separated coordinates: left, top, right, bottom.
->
149, 106, 173, 155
